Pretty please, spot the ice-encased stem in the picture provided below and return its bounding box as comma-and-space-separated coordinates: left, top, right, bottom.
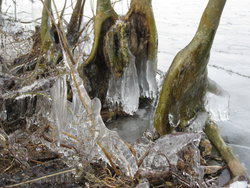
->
40, 0, 53, 51
50, 51, 139, 177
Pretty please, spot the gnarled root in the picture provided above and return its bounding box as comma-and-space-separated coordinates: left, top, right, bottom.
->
204, 121, 248, 178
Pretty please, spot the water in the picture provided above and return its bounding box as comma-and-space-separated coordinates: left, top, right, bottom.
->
107, 105, 153, 143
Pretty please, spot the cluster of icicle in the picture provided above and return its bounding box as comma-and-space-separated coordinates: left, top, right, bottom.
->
106, 53, 158, 115
48, 53, 205, 181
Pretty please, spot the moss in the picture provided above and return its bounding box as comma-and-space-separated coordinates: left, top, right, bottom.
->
103, 22, 130, 77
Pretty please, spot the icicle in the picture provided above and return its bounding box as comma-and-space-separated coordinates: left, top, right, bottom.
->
50, 75, 67, 146
121, 54, 140, 114
137, 59, 158, 99
145, 60, 158, 98
106, 53, 140, 115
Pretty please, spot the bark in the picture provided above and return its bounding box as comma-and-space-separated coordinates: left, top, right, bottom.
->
103, 21, 131, 77
66, 0, 86, 46
126, 0, 158, 64
154, 0, 227, 135
204, 121, 248, 178
40, 0, 53, 52
78, 0, 118, 69
0, 0, 2, 13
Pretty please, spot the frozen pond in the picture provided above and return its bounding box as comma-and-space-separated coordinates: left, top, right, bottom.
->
1, 0, 250, 173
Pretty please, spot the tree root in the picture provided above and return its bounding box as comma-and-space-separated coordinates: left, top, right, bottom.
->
204, 121, 248, 178
154, 0, 227, 135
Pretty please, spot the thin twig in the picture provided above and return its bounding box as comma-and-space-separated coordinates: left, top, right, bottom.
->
2, 168, 76, 188
2, 159, 15, 173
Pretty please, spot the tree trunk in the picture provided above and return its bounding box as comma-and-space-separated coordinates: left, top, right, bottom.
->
126, 0, 158, 64
66, 0, 86, 47
125, 0, 158, 98
154, 0, 227, 135
78, 0, 158, 117
77, 0, 118, 104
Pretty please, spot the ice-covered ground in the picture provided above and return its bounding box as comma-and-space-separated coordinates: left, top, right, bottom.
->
2, 0, 250, 174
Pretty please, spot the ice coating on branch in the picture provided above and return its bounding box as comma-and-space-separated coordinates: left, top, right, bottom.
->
50, 60, 138, 177
205, 79, 230, 121
106, 54, 140, 115
139, 133, 202, 166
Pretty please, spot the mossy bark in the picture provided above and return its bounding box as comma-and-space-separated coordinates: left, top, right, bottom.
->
204, 122, 248, 178
154, 0, 227, 135
103, 22, 130, 77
